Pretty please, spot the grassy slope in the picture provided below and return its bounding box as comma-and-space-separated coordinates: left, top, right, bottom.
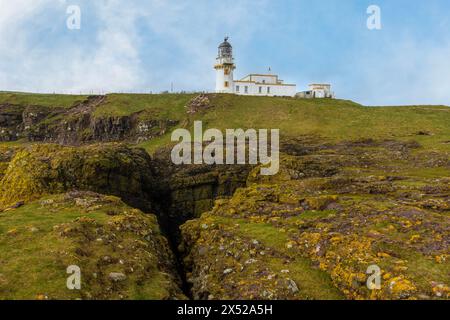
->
90, 93, 448, 153
197, 95, 450, 149
0, 92, 87, 108
93, 93, 196, 119
0, 193, 180, 300
1, 92, 449, 152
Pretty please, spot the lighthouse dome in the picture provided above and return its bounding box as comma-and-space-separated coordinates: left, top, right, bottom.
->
219, 37, 232, 48
218, 37, 232, 58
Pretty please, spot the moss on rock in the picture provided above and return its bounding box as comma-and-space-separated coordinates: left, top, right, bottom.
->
0, 143, 159, 211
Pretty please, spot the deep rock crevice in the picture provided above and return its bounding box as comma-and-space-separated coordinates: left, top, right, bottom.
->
150, 149, 253, 298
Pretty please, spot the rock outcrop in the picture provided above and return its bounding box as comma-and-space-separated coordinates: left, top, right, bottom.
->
0, 94, 449, 300
180, 139, 450, 300
0, 192, 185, 300
0, 96, 179, 144
0, 143, 160, 212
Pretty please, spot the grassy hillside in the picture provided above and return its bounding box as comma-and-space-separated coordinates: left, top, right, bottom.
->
139, 94, 450, 153
93, 93, 196, 119
0, 92, 449, 300
0, 92, 87, 108
199, 95, 450, 141
1, 92, 449, 153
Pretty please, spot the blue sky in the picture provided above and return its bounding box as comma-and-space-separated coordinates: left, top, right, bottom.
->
1, 0, 450, 105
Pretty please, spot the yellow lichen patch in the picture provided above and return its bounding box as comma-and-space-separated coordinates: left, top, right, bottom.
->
388, 276, 416, 299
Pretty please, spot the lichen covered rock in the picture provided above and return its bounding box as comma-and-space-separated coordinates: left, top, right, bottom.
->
0, 143, 159, 211
180, 139, 450, 300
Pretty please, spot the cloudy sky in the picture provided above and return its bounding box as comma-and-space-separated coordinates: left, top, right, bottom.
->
1, 0, 449, 106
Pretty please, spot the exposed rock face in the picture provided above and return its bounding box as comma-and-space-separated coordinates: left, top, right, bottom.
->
0, 104, 25, 141
0, 96, 179, 144
0, 143, 160, 212
186, 94, 214, 114
152, 146, 253, 243
0, 146, 17, 180
0, 192, 185, 300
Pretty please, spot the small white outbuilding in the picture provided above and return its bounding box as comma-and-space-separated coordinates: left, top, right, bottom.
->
296, 84, 335, 99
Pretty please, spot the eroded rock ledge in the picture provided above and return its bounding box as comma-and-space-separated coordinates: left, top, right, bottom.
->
0, 96, 179, 144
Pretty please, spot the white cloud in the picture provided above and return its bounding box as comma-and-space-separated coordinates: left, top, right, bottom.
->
0, 0, 145, 93
344, 38, 450, 106
0, 0, 269, 94
2, 0, 447, 106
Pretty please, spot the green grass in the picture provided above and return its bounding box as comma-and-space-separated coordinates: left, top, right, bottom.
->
0, 140, 30, 148
94, 93, 196, 118
196, 95, 450, 144
0, 195, 176, 300
139, 94, 450, 153
373, 242, 449, 294
400, 167, 450, 179
2, 92, 450, 154
0, 201, 92, 299
137, 132, 175, 154
0, 92, 87, 108
236, 220, 290, 249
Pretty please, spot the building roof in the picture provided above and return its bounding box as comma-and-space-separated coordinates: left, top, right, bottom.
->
240, 74, 279, 81
244, 73, 277, 78
219, 37, 232, 48
234, 80, 296, 87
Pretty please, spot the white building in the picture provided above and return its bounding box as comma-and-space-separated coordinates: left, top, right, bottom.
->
214, 38, 297, 97
296, 84, 335, 99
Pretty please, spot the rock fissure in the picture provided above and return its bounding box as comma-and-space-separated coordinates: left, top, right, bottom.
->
151, 149, 253, 298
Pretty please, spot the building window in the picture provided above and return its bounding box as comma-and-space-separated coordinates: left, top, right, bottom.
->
236, 85, 240, 92
224, 81, 229, 88
267, 87, 270, 94
259, 87, 262, 94
224, 69, 230, 75
262, 80, 266, 84
245, 86, 248, 93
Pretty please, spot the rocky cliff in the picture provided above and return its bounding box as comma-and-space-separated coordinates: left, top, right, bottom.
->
0, 143, 161, 212
180, 138, 450, 300
0, 95, 179, 144
0, 94, 449, 300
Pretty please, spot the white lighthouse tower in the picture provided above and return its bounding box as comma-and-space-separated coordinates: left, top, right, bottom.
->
215, 37, 235, 93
